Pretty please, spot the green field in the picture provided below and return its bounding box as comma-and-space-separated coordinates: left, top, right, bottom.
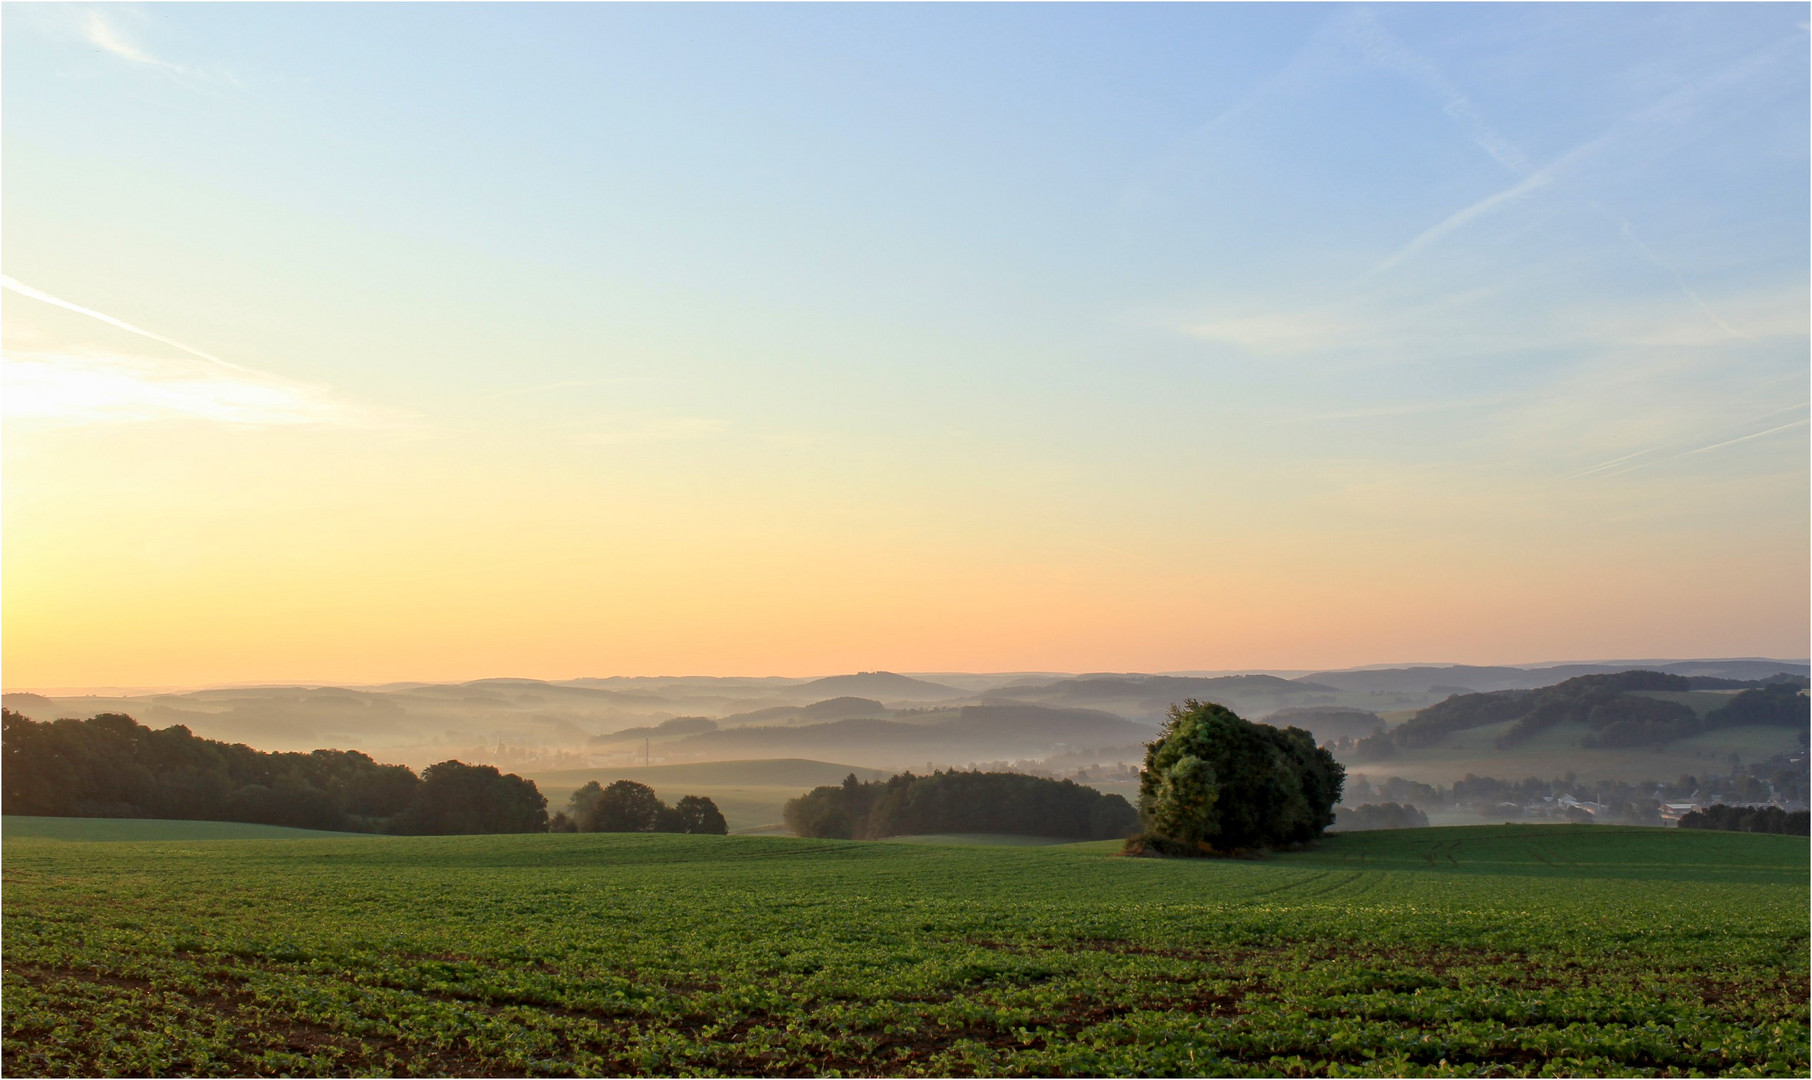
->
3, 822, 1805, 1076
881, 833, 1083, 847
0, 817, 364, 843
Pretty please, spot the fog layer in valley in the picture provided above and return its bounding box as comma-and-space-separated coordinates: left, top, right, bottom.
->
6, 659, 1801, 776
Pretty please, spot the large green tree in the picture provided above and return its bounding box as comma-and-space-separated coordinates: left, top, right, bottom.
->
1136, 699, 1343, 854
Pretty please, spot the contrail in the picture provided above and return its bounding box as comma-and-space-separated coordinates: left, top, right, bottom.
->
1556, 446, 1661, 483
1561, 408, 1811, 482
1344, 9, 1529, 174
1372, 35, 1797, 278
0, 276, 255, 375
1617, 221, 1750, 341
1373, 144, 1583, 273
1684, 418, 1808, 456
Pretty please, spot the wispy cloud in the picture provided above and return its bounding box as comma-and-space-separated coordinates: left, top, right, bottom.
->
1170, 280, 1514, 363
3, 350, 350, 426
570, 418, 727, 446
1581, 284, 1807, 349
78, 9, 235, 85
2, 278, 377, 427
1181, 308, 1360, 356
84, 11, 177, 70
1271, 394, 1522, 426
498, 375, 680, 398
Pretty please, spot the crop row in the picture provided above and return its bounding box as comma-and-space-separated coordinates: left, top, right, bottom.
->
2, 829, 1805, 1076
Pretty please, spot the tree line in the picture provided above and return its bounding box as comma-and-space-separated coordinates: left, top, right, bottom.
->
1677, 803, 1810, 836
784, 769, 1137, 840
2, 710, 548, 833
1, 710, 720, 837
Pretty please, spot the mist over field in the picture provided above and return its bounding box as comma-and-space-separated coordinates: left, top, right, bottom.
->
10, 658, 1805, 824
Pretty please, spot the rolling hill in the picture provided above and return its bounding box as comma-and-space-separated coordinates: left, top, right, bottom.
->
794, 672, 968, 701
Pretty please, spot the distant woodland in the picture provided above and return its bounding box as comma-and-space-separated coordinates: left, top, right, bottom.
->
1, 710, 548, 834
1358, 673, 1809, 756
785, 770, 1138, 841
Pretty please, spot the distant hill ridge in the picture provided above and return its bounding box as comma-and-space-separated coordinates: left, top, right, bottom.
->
7, 660, 1804, 776
797, 672, 967, 700
1000, 674, 1333, 701
671, 704, 1150, 759
1303, 660, 1810, 695
1384, 670, 1810, 752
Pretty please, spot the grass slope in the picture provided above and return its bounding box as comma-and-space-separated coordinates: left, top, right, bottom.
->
2, 825, 1804, 1076
0, 817, 363, 843
881, 833, 1084, 847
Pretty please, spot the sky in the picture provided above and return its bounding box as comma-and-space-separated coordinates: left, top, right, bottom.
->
2, 2, 1807, 689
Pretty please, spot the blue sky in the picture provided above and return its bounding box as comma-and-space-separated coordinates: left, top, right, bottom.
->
3, 3, 1807, 685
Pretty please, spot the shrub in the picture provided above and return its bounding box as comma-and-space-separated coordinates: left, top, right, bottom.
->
1131, 699, 1343, 855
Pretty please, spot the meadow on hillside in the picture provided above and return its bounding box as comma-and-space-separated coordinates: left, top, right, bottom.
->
2, 823, 1805, 1077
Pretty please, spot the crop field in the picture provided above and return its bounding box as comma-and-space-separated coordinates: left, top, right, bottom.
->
2, 823, 1805, 1077
0, 817, 363, 843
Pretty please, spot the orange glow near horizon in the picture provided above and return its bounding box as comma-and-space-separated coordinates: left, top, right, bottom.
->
5, 406, 1804, 690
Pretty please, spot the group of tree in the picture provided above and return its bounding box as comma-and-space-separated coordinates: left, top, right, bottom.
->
1332, 802, 1428, 831
783, 769, 1137, 840
1127, 699, 1344, 856
551, 780, 726, 834
2, 710, 546, 834
1678, 803, 1810, 836
1363, 672, 1809, 754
